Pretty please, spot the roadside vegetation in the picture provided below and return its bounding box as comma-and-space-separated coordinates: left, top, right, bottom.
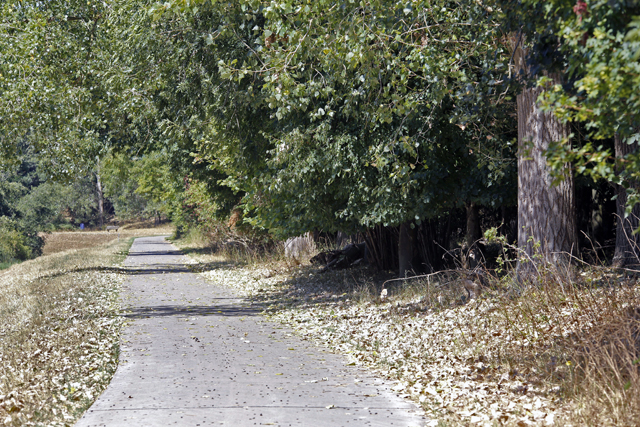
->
175, 228, 640, 426
1, 0, 640, 425
0, 224, 172, 426
0, 147, 169, 270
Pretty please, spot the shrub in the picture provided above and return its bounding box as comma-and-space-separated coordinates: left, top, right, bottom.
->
0, 217, 32, 263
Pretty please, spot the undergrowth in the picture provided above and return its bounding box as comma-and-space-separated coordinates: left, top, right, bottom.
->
174, 224, 285, 267
0, 261, 18, 271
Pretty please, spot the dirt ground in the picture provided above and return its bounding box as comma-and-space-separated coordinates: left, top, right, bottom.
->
42, 223, 174, 256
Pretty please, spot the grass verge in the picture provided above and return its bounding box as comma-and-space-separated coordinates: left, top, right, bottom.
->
0, 261, 19, 271
0, 237, 134, 426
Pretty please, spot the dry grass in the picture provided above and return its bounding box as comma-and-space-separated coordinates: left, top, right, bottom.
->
0, 223, 173, 426
41, 233, 119, 256
42, 223, 174, 256
175, 234, 640, 426
507, 268, 640, 426
173, 226, 285, 267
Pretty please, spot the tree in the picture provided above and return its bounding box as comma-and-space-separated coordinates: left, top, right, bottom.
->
106, 0, 270, 229
86, 0, 518, 275
209, 0, 516, 274
612, 134, 640, 267
0, 176, 34, 263
545, 3, 640, 268
95, 158, 105, 227
0, 150, 46, 260
101, 152, 159, 220
2, 0, 520, 274
511, 38, 577, 273
503, 0, 640, 269
0, 0, 123, 175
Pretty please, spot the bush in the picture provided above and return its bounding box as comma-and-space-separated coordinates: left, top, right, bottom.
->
0, 218, 32, 263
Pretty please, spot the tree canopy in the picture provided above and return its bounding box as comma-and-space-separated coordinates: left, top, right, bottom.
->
129, 0, 518, 238
2, 0, 639, 269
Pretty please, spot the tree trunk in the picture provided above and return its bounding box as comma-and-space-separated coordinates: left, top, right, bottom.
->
398, 222, 415, 277
465, 202, 482, 248
364, 225, 398, 271
465, 202, 482, 269
612, 134, 640, 268
95, 162, 105, 228
591, 188, 604, 245
512, 40, 577, 276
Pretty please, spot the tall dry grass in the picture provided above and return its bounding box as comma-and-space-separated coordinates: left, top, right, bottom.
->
396, 252, 640, 425
174, 225, 286, 267
506, 265, 640, 426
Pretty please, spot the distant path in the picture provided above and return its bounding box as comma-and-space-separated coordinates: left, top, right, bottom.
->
75, 236, 426, 426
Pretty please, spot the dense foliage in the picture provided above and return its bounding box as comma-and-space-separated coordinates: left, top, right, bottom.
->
111, 0, 518, 241
0, 150, 46, 263
500, 0, 640, 199
0, 147, 162, 264
1, 0, 639, 269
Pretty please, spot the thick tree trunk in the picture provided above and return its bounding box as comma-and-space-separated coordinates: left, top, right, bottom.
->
512, 41, 577, 276
612, 134, 640, 268
398, 222, 415, 277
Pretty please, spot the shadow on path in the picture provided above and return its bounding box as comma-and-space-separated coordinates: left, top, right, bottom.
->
126, 250, 184, 257
23, 260, 236, 283
124, 265, 192, 274
123, 303, 260, 319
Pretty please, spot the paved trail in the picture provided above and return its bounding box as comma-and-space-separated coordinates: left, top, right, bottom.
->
76, 236, 426, 426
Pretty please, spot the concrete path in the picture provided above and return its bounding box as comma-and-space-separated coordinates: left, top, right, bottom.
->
76, 236, 426, 427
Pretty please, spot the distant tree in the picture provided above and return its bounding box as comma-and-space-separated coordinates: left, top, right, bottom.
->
0, 154, 44, 259
101, 153, 152, 220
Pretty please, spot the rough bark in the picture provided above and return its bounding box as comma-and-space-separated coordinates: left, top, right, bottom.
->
612, 134, 640, 268
398, 222, 416, 278
512, 40, 577, 275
